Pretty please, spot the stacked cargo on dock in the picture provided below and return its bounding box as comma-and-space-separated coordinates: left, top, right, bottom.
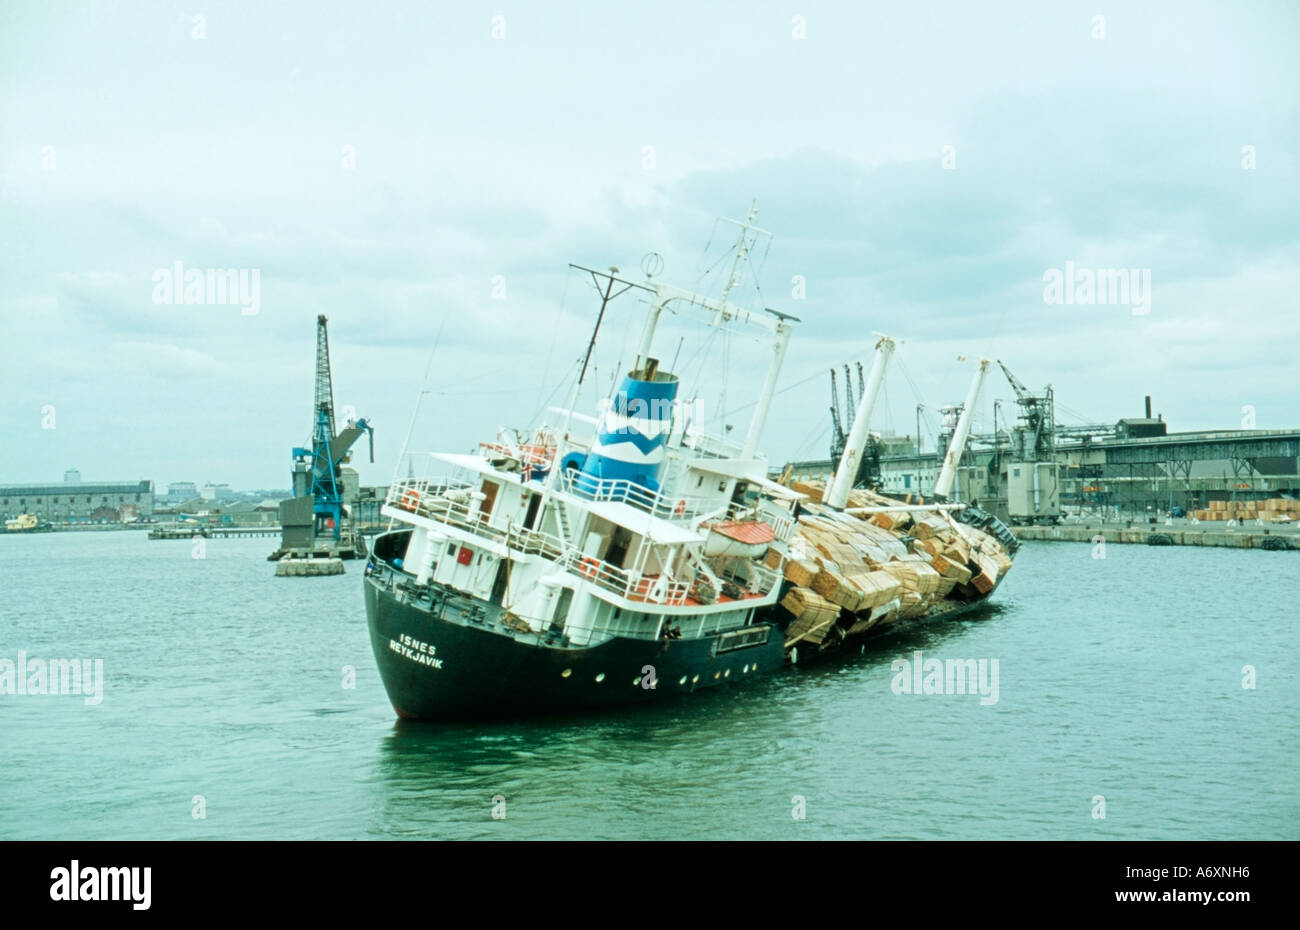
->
777, 481, 1015, 650
1192, 498, 1298, 522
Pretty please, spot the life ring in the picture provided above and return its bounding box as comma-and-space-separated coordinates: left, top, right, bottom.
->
579, 557, 600, 579
401, 489, 421, 511
675, 499, 686, 517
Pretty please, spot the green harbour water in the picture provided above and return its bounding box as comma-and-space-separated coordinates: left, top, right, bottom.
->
2, 531, 1296, 840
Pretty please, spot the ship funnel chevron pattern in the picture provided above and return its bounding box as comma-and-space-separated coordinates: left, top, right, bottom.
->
577, 369, 679, 492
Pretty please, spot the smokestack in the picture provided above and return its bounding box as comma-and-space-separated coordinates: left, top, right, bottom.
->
1144, 395, 1152, 418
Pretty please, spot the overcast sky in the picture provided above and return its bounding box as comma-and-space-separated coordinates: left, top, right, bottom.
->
2, 0, 1297, 491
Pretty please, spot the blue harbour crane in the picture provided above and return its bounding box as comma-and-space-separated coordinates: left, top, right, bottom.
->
272, 315, 373, 561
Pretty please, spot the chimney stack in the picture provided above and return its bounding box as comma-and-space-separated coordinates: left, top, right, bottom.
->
1145, 395, 1152, 419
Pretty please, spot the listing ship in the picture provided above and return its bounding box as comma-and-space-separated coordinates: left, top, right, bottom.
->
364, 211, 1019, 720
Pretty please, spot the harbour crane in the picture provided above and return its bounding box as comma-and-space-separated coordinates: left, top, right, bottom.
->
993, 359, 1062, 525
996, 359, 1055, 462
292, 315, 374, 539
270, 315, 374, 562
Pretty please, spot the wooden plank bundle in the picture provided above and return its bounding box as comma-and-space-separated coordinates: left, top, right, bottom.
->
846, 570, 903, 609
911, 515, 950, 540
790, 480, 825, 503
781, 586, 838, 622
930, 552, 973, 585
782, 586, 840, 645
880, 560, 942, 596
967, 550, 1000, 594
783, 557, 820, 587
812, 567, 869, 612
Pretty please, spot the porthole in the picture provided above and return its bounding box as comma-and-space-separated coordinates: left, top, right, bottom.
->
742, 664, 750, 673
724, 669, 731, 678
713, 671, 720, 680
679, 675, 688, 686
691, 674, 699, 684
595, 673, 605, 683
633, 677, 641, 686
561, 668, 572, 678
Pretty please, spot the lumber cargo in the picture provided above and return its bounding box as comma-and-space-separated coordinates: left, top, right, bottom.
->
812, 567, 867, 612
930, 552, 973, 585
781, 586, 839, 623
783, 557, 819, 587
881, 560, 942, 596
768, 477, 1018, 651
846, 570, 903, 609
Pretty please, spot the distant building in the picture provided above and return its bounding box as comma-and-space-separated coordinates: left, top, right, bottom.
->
0, 480, 155, 523
63, 468, 81, 483
200, 482, 234, 502
1115, 417, 1168, 439
167, 481, 198, 502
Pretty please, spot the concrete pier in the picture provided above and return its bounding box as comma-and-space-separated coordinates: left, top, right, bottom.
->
149, 524, 281, 539
1015, 520, 1297, 550
275, 557, 345, 577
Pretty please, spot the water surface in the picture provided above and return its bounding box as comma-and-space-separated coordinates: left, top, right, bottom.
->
2, 532, 1295, 839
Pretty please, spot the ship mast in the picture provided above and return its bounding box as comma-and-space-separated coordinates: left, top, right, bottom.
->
710, 201, 764, 327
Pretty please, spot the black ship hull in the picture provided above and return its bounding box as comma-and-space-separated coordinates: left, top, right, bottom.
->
364, 532, 785, 720
363, 532, 1011, 721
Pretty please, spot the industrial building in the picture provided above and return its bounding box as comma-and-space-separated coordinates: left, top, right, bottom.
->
784, 374, 1300, 524
0, 479, 156, 524
166, 481, 198, 502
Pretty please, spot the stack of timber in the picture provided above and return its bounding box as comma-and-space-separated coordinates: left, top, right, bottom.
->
777, 481, 1015, 649
1192, 498, 1299, 522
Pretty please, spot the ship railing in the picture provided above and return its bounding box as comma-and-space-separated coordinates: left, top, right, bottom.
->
477, 439, 558, 470
385, 479, 569, 560
681, 430, 747, 459
559, 471, 714, 521
561, 551, 692, 606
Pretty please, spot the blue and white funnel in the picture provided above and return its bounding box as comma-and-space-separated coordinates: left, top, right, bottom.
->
570, 365, 678, 496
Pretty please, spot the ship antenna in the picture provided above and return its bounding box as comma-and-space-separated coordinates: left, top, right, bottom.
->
711, 200, 768, 327
577, 266, 623, 386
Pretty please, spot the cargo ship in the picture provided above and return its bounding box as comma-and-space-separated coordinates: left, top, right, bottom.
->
363, 211, 1019, 720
